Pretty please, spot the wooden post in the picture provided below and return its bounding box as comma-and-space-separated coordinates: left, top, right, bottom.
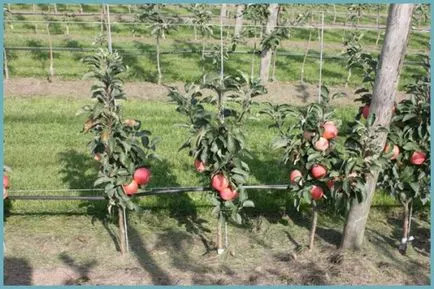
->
309, 205, 318, 251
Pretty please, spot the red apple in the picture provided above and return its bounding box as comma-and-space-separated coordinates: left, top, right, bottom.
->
94, 153, 102, 161
194, 159, 206, 173
219, 187, 238, 201
410, 151, 426, 165
123, 180, 138, 195
311, 164, 327, 179
3, 175, 9, 188
311, 185, 324, 201
134, 168, 151, 185
322, 121, 338, 140
361, 105, 370, 119
383, 144, 400, 160
314, 137, 329, 152
211, 174, 229, 191
290, 170, 302, 184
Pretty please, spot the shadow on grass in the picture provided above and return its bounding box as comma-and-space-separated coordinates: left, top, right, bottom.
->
58, 252, 98, 285
4, 257, 33, 285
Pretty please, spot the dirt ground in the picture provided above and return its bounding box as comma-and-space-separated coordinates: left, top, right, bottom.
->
3, 77, 408, 106
3, 207, 430, 285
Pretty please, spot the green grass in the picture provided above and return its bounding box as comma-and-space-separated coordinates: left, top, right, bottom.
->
4, 97, 397, 216
4, 3, 429, 88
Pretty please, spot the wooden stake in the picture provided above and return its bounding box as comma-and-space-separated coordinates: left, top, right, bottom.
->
308, 204, 318, 251
4, 48, 9, 80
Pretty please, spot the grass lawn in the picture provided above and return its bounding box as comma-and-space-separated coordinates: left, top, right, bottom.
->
4, 96, 397, 215
3, 94, 430, 285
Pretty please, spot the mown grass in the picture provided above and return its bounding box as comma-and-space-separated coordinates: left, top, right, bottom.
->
4, 3, 429, 88
4, 97, 397, 217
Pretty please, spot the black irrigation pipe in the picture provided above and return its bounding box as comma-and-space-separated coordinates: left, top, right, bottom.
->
8, 184, 289, 201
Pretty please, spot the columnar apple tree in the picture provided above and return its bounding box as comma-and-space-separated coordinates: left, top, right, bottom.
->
79, 48, 158, 254
168, 71, 266, 254
379, 56, 430, 254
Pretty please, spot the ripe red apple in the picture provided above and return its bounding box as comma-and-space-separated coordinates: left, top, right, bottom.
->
219, 187, 238, 201
123, 180, 138, 195
211, 174, 229, 191
134, 168, 151, 185
361, 105, 370, 119
311, 185, 324, 201
410, 151, 426, 165
383, 144, 400, 160
322, 121, 338, 140
94, 153, 102, 161
311, 164, 327, 179
194, 159, 206, 173
3, 175, 9, 188
290, 170, 302, 184
314, 137, 329, 152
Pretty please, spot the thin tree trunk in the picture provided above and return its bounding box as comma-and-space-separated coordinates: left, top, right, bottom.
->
65, 23, 69, 35
201, 41, 205, 73
260, 4, 279, 83
301, 30, 312, 83
53, 4, 57, 14
309, 205, 318, 251
47, 25, 54, 81
79, 4, 83, 14
333, 5, 337, 24
251, 23, 257, 79
33, 4, 36, 13
234, 4, 244, 38
345, 68, 352, 87
376, 6, 381, 46
101, 5, 105, 33
4, 48, 9, 80
340, 4, 415, 251
156, 36, 162, 85
217, 211, 224, 254
118, 206, 126, 255
399, 200, 411, 254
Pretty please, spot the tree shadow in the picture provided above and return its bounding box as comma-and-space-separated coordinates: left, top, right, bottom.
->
4, 257, 33, 285
127, 224, 173, 285
143, 158, 213, 252
295, 83, 311, 103
58, 252, 98, 285
57, 149, 118, 249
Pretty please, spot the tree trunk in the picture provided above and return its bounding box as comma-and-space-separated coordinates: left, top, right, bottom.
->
259, 4, 279, 83
301, 30, 312, 83
340, 4, 415, 251
333, 5, 337, 24
156, 36, 162, 85
53, 4, 57, 14
33, 4, 36, 13
217, 211, 224, 254
118, 206, 126, 255
234, 4, 244, 38
309, 205, 318, 251
399, 201, 411, 254
65, 23, 69, 35
376, 6, 381, 46
4, 49, 9, 80
220, 4, 227, 20
250, 23, 257, 79
79, 4, 83, 14
47, 25, 54, 81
